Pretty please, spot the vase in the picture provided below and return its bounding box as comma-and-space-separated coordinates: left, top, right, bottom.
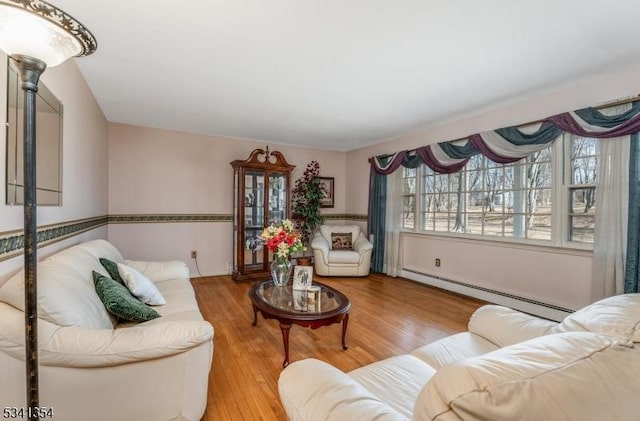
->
271, 258, 292, 287
270, 284, 292, 309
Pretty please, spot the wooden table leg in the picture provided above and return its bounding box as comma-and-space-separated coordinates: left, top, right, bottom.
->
279, 323, 292, 368
251, 305, 258, 326
341, 313, 349, 350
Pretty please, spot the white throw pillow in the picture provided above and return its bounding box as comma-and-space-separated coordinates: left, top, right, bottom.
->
552, 293, 640, 344
117, 263, 166, 306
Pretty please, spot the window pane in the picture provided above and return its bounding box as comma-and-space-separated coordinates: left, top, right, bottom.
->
466, 211, 484, 235
503, 165, 515, 190
571, 137, 598, 185
408, 141, 593, 246
572, 157, 598, 184
527, 212, 552, 241
421, 211, 433, 230
403, 167, 417, 229
449, 192, 459, 213
570, 215, 595, 243
402, 195, 415, 229
533, 162, 552, 188
572, 137, 599, 159
404, 167, 417, 178
403, 176, 416, 194
484, 212, 504, 236
566, 136, 599, 244
450, 212, 465, 233
434, 212, 449, 231
570, 187, 596, 215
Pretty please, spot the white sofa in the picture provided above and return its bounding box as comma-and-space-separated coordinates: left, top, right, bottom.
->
279, 294, 640, 420
0, 239, 214, 421
311, 225, 373, 276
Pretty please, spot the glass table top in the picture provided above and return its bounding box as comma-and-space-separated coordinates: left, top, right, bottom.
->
254, 281, 344, 314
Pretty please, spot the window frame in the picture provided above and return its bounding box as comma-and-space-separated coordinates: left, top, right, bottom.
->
401, 133, 597, 251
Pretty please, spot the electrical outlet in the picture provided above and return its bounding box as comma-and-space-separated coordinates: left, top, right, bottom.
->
435, 258, 441, 267
191, 250, 197, 259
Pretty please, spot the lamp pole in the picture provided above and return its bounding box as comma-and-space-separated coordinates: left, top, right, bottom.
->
0, 2, 97, 418
13, 54, 46, 415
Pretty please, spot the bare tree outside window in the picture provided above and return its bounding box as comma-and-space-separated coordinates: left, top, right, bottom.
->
402, 168, 417, 229
402, 134, 598, 247
568, 137, 598, 243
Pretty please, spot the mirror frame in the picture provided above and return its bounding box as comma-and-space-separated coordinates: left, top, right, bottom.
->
5, 57, 63, 206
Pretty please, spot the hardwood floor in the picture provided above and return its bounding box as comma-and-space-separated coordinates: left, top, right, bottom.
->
192, 273, 484, 420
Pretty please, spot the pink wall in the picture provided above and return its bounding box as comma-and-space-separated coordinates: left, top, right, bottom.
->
100, 59, 640, 311
0, 54, 109, 280
2, 42, 635, 312
402, 234, 592, 311
107, 123, 347, 275
345, 62, 640, 313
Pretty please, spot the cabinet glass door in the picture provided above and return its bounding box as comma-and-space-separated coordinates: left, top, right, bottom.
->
268, 172, 287, 225
244, 171, 265, 271
233, 170, 238, 272
231, 148, 294, 282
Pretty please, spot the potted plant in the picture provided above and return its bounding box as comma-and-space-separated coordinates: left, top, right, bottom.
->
291, 161, 325, 266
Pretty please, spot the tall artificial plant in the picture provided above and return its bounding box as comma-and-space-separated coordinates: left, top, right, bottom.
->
291, 161, 325, 254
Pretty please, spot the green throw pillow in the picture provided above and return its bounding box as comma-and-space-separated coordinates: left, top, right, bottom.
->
92, 271, 160, 322
99, 257, 125, 285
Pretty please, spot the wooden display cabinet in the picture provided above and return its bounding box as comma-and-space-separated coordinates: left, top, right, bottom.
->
230, 148, 295, 282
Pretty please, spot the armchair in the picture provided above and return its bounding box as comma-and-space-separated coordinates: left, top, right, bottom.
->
311, 225, 372, 276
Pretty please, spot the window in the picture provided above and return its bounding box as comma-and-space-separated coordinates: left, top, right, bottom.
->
567, 137, 598, 243
402, 134, 600, 247
401, 167, 417, 229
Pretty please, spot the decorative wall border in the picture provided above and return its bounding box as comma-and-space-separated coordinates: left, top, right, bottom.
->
0, 215, 108, 262
0, 213, 369, 262
108, 213, 368, 223
324, 214, 368, 221
108, 214, 232, 223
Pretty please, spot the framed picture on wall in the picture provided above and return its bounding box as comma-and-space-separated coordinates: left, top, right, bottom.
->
319, 177, 334, 208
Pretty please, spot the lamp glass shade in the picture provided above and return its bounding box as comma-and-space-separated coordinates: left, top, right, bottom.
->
0, 5, 81, 66
0, 0, 96, 67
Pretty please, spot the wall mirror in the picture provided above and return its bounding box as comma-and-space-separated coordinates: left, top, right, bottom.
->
6, 58, 63, 206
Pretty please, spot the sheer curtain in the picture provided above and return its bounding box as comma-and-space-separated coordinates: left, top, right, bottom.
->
591, 106, 631, 300
369, 101, 640, 284
384, 171, 403, 276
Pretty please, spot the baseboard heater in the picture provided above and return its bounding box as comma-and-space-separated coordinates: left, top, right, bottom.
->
401, 268, 574, 322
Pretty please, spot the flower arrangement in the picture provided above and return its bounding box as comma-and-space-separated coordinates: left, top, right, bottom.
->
260, 219, 306, 263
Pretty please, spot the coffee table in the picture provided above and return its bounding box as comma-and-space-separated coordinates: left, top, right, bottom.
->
249, 280, 351, 368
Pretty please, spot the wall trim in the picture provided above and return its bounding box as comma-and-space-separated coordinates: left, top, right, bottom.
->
108, 214, 232, 223
324, 214, 367, 221
0, 212, 369, 262
108, 213, 368, 223
401, 268, 574, 322
0, 215, 108, 262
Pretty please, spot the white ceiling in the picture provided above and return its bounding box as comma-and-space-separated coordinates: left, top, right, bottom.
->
52, 0, 640, 151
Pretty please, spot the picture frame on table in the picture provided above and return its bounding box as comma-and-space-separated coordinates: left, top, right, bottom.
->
319, 177, 334, 208
292, 265, 313, 290
292, 290, 308, 311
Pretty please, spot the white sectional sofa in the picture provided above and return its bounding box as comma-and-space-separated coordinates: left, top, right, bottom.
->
0, 239, 214, 421
279, 294, 640, 420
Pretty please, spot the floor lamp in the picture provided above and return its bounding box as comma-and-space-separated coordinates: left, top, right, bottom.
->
0, 1, 96, 418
